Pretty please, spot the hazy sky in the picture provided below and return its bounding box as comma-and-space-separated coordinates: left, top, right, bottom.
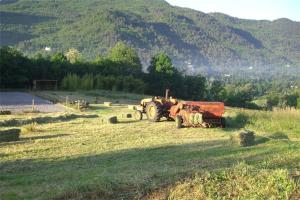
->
165, 0, 300, 21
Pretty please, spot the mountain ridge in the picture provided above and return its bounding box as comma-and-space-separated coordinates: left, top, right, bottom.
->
1, 0, 299, 74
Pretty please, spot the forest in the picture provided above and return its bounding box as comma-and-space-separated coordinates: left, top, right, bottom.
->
1, 42, 299, 110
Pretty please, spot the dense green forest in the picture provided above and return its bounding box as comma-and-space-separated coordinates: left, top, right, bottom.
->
1, 0, 300, 77
1, 44, 299, 109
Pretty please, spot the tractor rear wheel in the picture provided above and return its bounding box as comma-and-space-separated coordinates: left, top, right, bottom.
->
146, 101, 162, 122
175, 115, 183, 128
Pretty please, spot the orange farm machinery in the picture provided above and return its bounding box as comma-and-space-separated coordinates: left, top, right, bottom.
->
135, 90, 226, 128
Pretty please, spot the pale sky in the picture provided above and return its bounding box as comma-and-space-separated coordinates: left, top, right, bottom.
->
165, 0, 300, 21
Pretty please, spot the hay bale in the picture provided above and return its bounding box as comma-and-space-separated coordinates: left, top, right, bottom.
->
0, 110, 11, 115
230, 130, 255, 147
121, 113, 132, 118
107, 116, 118, 124
0, 129, 20, 142
128, 105, 137, 110
104, 102, 112, 107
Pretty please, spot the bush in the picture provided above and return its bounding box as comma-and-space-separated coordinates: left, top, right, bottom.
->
61, 73, 81, 90
63, 73, 145, 93
81, 74, 94, 90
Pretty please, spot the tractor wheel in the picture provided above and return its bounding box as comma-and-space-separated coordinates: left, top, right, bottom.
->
175, 115, 183, 128
221, 117, 226, 128
134, 110, 143, 121
146, 101, 162, 122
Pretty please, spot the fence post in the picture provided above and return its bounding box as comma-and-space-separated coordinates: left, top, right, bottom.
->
66, 96, 69, 105
32, 98, 35, 112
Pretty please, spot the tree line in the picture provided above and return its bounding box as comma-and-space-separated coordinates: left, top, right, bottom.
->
0, 42, 206, 100
0, 42, 299, 109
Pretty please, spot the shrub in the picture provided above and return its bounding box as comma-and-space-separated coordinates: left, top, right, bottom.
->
81, 74, 94, 90
61, 73, 81, 90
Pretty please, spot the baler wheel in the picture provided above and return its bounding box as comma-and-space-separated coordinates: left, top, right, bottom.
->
175, 115, 183, 128
221, 117, 226, 128
146, 101, 162, 122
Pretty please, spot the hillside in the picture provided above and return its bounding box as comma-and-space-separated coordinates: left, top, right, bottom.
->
1, 0, 300, 74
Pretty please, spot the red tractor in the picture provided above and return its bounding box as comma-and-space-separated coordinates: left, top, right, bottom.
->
135, 90, 226, 128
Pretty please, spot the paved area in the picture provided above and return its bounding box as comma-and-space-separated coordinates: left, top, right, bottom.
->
0, 92, 65, 113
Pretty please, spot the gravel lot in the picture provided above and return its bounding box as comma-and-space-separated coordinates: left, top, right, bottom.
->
0, 92, 66, 113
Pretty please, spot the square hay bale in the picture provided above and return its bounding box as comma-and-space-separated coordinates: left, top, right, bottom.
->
0, 129, 20, 142
121, 113, 132, 118
128, 105, 137, 110
107, 116, 118, 124
99, 116, 118, 124
230, 130, 255, 147
0, 110, 11, 115
104, 102, 112, 107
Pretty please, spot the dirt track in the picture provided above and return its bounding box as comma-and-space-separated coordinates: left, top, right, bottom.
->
0, 92, 66, 113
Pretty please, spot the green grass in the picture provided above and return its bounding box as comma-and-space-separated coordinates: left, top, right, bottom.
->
0, 91, 299, 199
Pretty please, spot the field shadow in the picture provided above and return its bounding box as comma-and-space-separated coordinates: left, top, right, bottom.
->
0, 153, 7, 158
269, 132, 289, 140
0, 114, 99, 127
254, 136, 270, 145
255, 132, 290, 145
22, 134, 70, 141
0, 134, 70, 147
1, 139, 296, 199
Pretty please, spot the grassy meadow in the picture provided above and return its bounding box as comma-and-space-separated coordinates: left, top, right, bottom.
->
0, 91, 299, 200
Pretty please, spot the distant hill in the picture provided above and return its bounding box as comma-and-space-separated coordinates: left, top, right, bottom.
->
1, 0, 300, 75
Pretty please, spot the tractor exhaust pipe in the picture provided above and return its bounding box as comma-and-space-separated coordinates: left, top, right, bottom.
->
165, 89, 170, 99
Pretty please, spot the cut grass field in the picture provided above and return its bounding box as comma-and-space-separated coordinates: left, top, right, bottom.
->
0, 90, 299, 200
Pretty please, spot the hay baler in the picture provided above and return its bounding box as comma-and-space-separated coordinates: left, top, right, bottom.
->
169, 101, 225, 128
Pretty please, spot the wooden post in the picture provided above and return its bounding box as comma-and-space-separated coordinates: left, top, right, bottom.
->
165, 89, 170, 99
66, 96, 69, 105
33, 80, 37, 90
32, 98, 35, 112
54, 80, 58, 90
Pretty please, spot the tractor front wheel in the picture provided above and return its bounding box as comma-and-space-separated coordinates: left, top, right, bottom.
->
146, 101, 162, 122
134, 110, 143, 121
175, 115, 183, 128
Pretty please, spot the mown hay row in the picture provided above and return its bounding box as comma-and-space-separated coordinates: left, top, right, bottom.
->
104, 102, 112, 107
0, 114, 99, 127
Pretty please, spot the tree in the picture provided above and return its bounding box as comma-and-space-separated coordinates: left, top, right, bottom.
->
208, 80, 224, 101
50, 53, 68, 79
148, 53, 175, 75
0, 46, 30, 88
108, 42, 142, 74
65, 48, 82, 64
